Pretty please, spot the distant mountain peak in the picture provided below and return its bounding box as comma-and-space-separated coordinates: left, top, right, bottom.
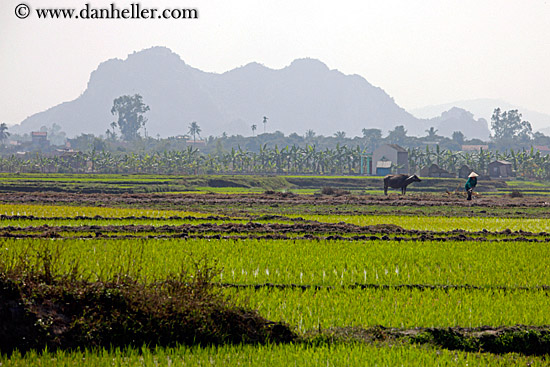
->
424, 106, 490, 140
13, 48, 423, 138
129, 46, 182, 59
411, 99, 550, 133
126, 46, 186, 67
234, 61, 270, 72
441, 107, 474, 119
288, 58, 329, 71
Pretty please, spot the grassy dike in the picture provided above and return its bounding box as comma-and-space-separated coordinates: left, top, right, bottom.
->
0, 173, 512, 194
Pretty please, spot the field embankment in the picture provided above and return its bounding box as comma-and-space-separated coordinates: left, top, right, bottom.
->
2, 176, 550, 365
0, 173, 517, 194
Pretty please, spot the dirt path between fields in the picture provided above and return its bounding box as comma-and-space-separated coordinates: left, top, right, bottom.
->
2, 220, 548, 242
1, 191, 549, 208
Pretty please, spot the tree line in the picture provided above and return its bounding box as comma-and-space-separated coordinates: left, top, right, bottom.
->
407, 146, 550, 180
3, 144, 550, 180
3, 94, 550, 155
3, 94, 550, 179
102, 94, 550, 151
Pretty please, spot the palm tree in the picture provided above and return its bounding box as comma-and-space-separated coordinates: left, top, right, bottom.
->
425, 127, 438, 139
262, 116, 269, 133
0, 123, 10, 145
333, 131, 346, 139
188, 121, 201, 144
251, 124, 257, 137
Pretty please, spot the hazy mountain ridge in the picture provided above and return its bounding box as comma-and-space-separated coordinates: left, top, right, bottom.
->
13, 47, 489, 139
411, 99, 550, 135
423, 107, 490, 140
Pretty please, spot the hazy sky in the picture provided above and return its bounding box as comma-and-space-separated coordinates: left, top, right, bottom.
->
1, 0, 550, 126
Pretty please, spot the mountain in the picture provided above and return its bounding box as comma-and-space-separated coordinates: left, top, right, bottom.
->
411, 99, 550, 134
12, 48, 227, 138
12, 47, 488, 139
423, 107, 490, 140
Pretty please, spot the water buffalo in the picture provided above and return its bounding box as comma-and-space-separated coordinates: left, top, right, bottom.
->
384, 174, 421, 195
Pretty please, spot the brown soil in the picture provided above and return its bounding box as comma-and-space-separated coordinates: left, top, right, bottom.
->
1, 219, 548, 243
1, 191, 549, 208
324, 324, 550, 341
320, 325, 550, 356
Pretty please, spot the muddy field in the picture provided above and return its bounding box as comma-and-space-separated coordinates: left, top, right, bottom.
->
1, 191, 548, 208
2, 190, 549, 243
2, 219, 549, 244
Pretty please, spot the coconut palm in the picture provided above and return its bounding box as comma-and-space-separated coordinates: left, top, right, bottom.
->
188, 121, 201, 144
425, 127, 439, 139
334, 131, 346, 140
262, 116, 269, 133
0, 123, 10, 145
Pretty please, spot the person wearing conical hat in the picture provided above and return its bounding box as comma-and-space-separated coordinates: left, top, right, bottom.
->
465, 172, 478, 200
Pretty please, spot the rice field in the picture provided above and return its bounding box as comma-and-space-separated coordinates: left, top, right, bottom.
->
298, 213, 550, 232
2, 185, 550, 365
4, 343, 547, 367
2, 237, 549, 287
0, 204, 216, 219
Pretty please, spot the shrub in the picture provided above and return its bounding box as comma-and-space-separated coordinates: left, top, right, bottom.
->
0, 251, 296, 355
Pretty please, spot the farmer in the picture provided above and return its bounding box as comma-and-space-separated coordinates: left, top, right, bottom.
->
465, 172, 478, 200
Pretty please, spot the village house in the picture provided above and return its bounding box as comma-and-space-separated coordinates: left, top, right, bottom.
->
534, 146, 550, 155
419, 163, 454, 178
488, 160, 513, 178
31, 131, 49, 149
461, 145, 489, 152
372, 144, 409, 175
375, 160, 392, 176
458, 165, 472, 179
